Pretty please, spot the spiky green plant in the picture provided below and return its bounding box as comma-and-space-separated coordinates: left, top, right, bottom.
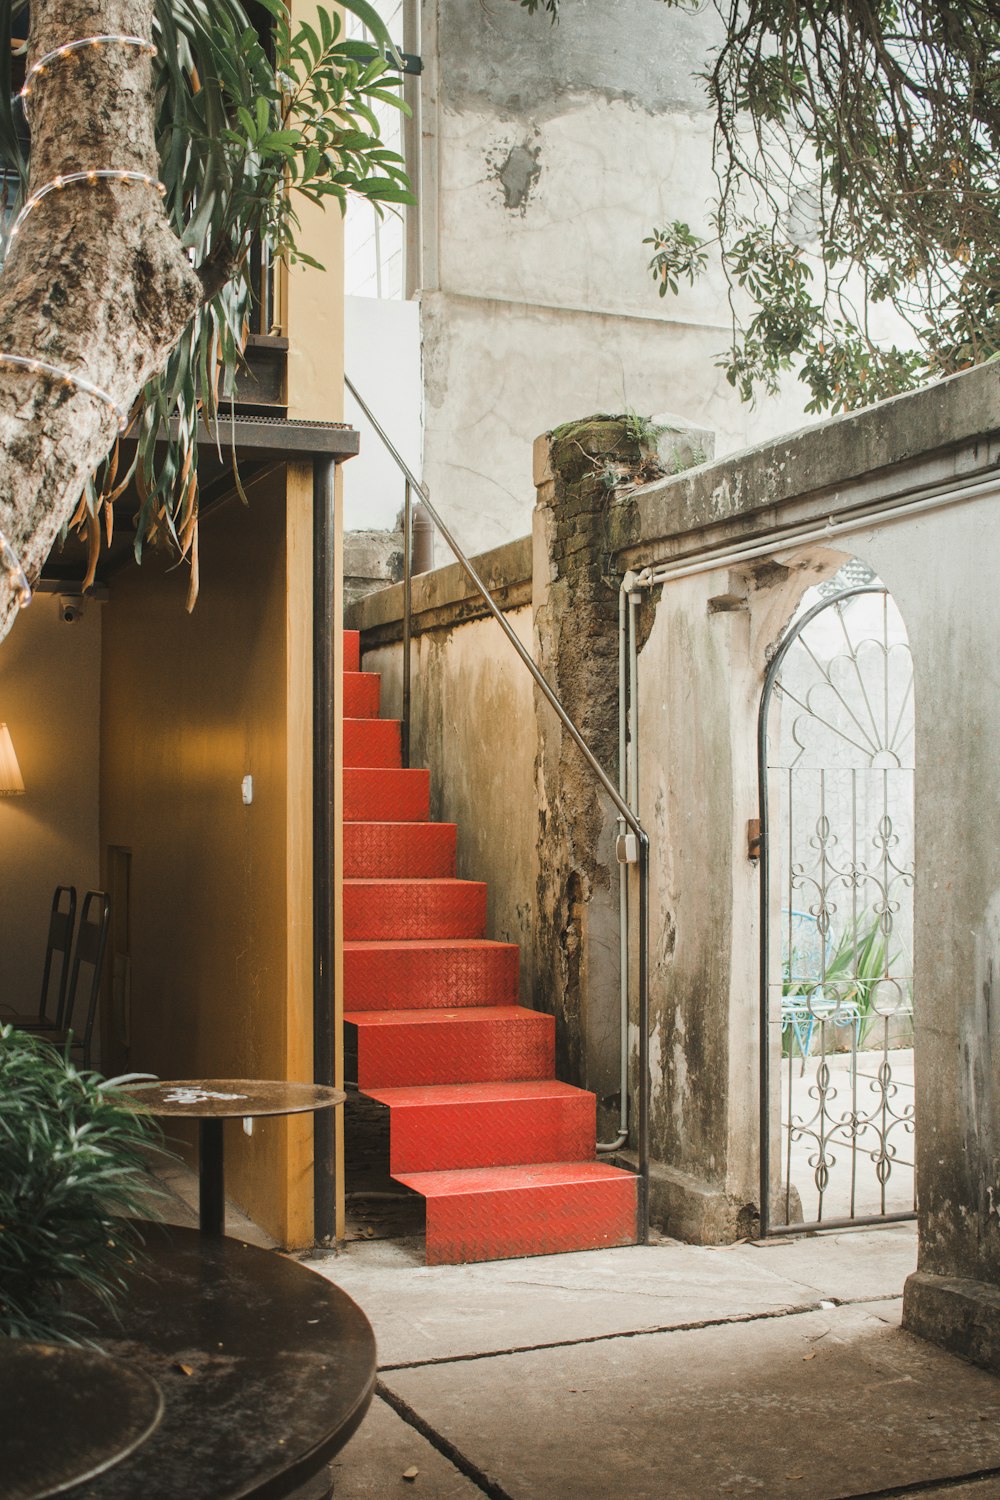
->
0, 1026, 160, 1343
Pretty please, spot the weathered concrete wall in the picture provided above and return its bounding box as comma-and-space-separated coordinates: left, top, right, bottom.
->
344, 526, 403, 609
532, 413, 714, 1138
418, 0, 813, 556
621, 362, 1000, 1370
353, 357, 1000, 1377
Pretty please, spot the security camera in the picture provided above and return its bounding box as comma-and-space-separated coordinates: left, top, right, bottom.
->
58, 593, 85, 624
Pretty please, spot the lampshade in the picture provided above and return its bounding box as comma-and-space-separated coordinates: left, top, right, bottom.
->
0, 722, 25, 796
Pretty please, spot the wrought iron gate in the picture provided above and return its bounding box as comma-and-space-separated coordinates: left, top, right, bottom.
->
758, 579, 916, 1235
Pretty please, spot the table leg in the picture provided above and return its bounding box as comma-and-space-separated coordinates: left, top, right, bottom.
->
199, 1118, 225, 1235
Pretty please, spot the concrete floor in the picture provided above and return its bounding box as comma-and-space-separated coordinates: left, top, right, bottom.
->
298, 1223, 1000, 1500
154, 1164, 1000, 1499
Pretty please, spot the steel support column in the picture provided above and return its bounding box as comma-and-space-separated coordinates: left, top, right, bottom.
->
313, 456, 338, 1242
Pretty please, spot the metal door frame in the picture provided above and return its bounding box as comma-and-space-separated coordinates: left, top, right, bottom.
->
757, 583, 917, 1236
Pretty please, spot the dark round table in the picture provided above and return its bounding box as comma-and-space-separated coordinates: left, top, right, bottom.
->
0, 1342, 163, 1500
64, 1222, 376, 1500
120, 1079, 345, 1235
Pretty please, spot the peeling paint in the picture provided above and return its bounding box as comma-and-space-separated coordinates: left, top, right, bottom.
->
489, 136, 542, 214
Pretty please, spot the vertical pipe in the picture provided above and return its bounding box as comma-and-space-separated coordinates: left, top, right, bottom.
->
402, 479, 412, 769
313, 456, 338, 1243
637, 833, 650, 1244
261, 239, 272, 336
630, 587, 650, 1242
758, 672, 772, 1238
617, 586, 629, 1136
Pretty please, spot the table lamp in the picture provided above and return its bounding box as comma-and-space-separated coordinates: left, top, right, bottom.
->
0, 722, 25, 796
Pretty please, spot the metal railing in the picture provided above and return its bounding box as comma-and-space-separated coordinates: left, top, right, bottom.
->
345, 374, 651, 1239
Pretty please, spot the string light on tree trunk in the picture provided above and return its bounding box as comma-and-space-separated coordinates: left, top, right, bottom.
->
0, 352, 129, 433
20, 35, 157, 110
0, 529, 31, 609
6, 170, 167, 251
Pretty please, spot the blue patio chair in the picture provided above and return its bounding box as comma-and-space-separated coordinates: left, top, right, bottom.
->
781, 909, 861, 1071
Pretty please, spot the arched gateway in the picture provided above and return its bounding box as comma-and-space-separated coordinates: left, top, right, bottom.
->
758, 571, 916, 1235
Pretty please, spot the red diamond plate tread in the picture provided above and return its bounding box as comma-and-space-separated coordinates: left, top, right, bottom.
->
363, 1079, 596, 1173
344, 631, 360, 672
344, 768, 430, 822
395, 1162, 638, 1264
346, 1005, 555, 1087
344, 939, 520, 1011
344, 879, 487, 941
344, 822, 457, 880
344, 718, 402, 768
344, 672, 380, 719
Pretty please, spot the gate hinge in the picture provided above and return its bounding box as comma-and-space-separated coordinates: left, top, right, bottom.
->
747, 818, 761, 863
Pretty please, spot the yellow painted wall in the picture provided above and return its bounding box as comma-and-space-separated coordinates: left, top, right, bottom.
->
0, 597, 101, 1017
100, 467, 315, 1247
283, 0, 346, 422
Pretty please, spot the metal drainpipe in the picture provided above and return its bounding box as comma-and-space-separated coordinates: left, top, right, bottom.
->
312, 455, 337, 1244
597, 583, 631, 1154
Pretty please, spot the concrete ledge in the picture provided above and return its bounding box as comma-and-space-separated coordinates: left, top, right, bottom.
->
613, 360, 1000, 567
903, 1271, 1000, 1375
345, 535, 532, 646
644, 1159, 758, 1245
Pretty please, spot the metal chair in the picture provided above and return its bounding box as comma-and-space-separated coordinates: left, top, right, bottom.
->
33, 891, 111, 1068
4, 885, 77, 1030
781, 909, 861, 1072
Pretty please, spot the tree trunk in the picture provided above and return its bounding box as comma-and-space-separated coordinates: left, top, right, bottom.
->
0, 0, 204, 640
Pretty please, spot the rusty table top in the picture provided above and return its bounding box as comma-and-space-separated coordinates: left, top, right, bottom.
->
0, 1342, 163, 1500
118, 1079, 345, 1119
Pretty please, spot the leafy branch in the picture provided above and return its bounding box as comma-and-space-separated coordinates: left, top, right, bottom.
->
521, 0, 1000, 415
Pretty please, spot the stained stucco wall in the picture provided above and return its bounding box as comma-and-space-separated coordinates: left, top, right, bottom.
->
418, 0, 813, 556
354, 360, 1000, 1372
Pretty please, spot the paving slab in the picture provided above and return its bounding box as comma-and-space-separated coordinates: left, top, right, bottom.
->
327, 1392, 481, 1499
731, 1221, 917, 1304
302, 1227, 915, 1368
381, 1300, 1000, 1499
302, 1241, 822, 1367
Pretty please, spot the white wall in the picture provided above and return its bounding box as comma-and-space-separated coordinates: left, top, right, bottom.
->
0, 596, 101, 1015
344, 294, 422, 532
417, 0, 816, 557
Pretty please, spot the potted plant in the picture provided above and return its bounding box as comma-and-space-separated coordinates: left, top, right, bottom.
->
0, 1024, 159, 1342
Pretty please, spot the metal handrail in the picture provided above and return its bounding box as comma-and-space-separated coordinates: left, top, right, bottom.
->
345, 373, 651, 1240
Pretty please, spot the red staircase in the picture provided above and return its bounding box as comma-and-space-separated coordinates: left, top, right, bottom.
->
342, 630, 638, 1264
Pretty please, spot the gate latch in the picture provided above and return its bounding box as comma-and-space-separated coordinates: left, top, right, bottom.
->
747, 818, 761, 864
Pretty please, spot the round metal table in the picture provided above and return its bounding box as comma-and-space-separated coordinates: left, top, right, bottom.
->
65, 1222, 376, 1500
120, 1079, 345, 1235
0, 1342, 163, 1500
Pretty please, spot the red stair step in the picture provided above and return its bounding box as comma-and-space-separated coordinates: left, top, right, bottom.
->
346, 1005, 555, 1088
344, 718, 402, 768
363, 1080, 596, 1173
396, 1161, 639, 1265
344, 630, 360, 672
344, 822, 457, 879
344, 879, 487, 940
345, 768, 430, 822
344, 672, 380, 719
344, 939, 520, 1011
